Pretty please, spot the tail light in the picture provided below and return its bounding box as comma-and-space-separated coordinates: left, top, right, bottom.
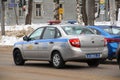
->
105, 38, 120, 43
69, 38, 80, 48
104, 38, 107, 46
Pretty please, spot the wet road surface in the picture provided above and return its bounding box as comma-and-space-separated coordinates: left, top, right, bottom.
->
0, 50, 120, 80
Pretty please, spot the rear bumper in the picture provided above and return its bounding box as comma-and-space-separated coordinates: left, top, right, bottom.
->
62, 47, 108, 61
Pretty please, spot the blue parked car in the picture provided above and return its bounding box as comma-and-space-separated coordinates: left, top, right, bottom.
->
88, 26, 120, 60
116, 43, 120, 69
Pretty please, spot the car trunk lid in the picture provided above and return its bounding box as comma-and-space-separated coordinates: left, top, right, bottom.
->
79, 35, 105, 47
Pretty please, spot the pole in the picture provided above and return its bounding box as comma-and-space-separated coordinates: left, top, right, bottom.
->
109, 0, 116, 25
54, 0, 59, 20
1, 0, 5, 35
105, 0, 109, 21
56, 0, 59, 20
86, 0, 95, 25
14, 3, 18, 25
99, 0, 105, 21
76, 0, 84, 25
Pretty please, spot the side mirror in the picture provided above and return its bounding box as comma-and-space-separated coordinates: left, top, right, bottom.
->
23, 35, 29, 41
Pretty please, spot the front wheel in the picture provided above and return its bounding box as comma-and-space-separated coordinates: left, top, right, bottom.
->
52, 52, 65, 68
87, 60, 100, 67
13, 49, 25, 65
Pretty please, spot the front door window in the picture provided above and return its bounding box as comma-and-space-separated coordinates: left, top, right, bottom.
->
29, 27, 44, 40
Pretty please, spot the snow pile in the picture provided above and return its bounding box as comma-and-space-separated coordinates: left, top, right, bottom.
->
0, 23, 48, 46
95, 21, 111, 25
0, 23, 48, 31
0, 36, 23, 46
117, 21, 120, 26
95, 21, 120, 26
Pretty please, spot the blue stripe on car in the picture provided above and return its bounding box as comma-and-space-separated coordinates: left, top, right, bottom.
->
14, 38, 68, 45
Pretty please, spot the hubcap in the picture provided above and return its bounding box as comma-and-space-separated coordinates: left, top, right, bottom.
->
53, 54, 60, 67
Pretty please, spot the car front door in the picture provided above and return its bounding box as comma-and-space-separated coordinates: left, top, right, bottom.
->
22, 27, 44, 59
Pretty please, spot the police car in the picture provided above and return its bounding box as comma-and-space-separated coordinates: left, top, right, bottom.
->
13, 20, 108, 68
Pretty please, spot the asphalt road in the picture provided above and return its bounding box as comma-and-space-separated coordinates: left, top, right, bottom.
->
0, 49, 120, 80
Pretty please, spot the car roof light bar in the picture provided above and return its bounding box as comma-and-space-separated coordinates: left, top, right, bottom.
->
67, 20, 77, 24
48, 20, 61, 25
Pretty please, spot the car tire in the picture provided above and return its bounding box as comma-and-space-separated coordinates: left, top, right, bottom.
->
52, 51, 65, 68
13, 49, 25, 65
87, 59, 99, 67
49, 61, 53, 66
118, 56, 120, 69
100, 58, 106, 63
118, 59, 120, 69
117, 49, 120, 69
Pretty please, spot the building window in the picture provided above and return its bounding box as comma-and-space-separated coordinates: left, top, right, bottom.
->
11, 0, 15, 3
35, 4, 41, 18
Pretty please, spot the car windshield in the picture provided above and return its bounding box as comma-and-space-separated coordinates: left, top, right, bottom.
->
103, 26, 120, 35
62, 26, 94, 35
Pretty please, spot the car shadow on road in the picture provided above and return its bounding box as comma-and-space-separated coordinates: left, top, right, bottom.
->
23, 61, 92, 70
100, 60, 117, 65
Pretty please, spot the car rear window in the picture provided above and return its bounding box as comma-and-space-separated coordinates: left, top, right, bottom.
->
103, 27, 120, 35
62, 26, 94, 35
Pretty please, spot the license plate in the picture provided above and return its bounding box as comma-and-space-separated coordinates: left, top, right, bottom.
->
86, 53, 100, 59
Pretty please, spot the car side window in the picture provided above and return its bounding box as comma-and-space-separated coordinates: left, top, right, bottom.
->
56, 28, 61, 38
80, 28, 94, 34
29, 27, 44, 40
42, 27, 56, 39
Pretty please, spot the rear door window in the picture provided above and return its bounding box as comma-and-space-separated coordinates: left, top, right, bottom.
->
42, 27, 56, 39
103, 27, 120, 35
62, 26, 94, 35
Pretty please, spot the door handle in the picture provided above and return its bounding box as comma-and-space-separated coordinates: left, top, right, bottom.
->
49, 42, 54, 44
34, 42, 39, 44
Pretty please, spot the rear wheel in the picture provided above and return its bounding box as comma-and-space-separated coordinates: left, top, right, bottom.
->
117, 50, 120, 69
118, 56, 120, 69
52, 51, 65, 68
118, 59, 120, 69
87, 60, 100, 67
13, 49, 25, 65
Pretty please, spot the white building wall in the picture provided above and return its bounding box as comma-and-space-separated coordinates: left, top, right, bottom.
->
1, 0, 101, 25
32, 0, 54, 23
63, 0, 76, 21
17, 0, 77, 24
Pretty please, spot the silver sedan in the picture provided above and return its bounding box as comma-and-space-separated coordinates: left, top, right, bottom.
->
13, 24, 108, 68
